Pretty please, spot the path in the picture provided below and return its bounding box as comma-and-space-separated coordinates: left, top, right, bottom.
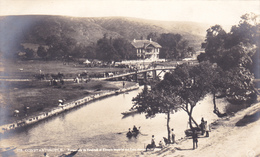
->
139, 102, 260, 157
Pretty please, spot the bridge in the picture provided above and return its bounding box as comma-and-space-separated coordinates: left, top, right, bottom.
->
95, 67, 176, 82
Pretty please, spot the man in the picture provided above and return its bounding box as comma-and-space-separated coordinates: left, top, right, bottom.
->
192, 129, 198, 149
200, 117, 205, 135
170, 128, 175, 144
133, 125, 138, 133
126, 128, 132, 138
205, 121, 210, 137
151, 135, 156, 147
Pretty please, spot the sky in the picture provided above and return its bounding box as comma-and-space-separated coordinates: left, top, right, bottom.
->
0, 0, 259, 28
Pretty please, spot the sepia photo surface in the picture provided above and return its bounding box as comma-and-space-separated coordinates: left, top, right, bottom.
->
0, 0, 259, 157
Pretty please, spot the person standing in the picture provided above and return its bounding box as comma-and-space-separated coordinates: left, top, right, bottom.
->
170, 128, 175, 144
192, 129, 198, 149
200, 117, 205, 135
151, 135, 156, 148
205, 121, 210, 137
123, 81, 125, 88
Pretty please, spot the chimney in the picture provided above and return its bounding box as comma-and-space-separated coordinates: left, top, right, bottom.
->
134, 39, 136, 42
150, 38, 152, 42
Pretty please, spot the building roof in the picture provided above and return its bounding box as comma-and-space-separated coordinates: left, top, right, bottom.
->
131, 39, 162, 49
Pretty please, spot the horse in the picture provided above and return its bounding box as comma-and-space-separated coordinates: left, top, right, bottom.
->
146, 143, 156, 151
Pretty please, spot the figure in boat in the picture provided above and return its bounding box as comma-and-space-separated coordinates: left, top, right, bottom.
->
133, 125, 138, 132
126, 128, 133, 138
126, 126, 140, 138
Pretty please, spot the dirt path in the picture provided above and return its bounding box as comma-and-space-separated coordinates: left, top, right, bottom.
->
139, 103, 260, 157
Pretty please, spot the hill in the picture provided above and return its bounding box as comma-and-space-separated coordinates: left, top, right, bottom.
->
0, 15, 209, 57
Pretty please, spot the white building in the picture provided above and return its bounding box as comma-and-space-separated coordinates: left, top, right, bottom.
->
131, 38, 162, 61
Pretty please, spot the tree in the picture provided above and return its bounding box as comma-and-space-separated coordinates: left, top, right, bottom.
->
22, 48, 34, 59
198, 13, 259, 106
96, 35, 120, 62
165, 63, 212, 129
132, 83, 181, 142
157, 33, 193, 60
37, 46, 47, 59
85, 45, 96, 59
147, 32, 158, 42
113, 38, 135, 60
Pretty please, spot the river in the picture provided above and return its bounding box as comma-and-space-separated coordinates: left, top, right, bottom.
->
0, 86, 228, 157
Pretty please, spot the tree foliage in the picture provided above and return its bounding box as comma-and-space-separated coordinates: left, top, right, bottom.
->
37, 46, 47, 59
157, 33, 194, 60
198, 13, 259, 106
132, 82, 181, 141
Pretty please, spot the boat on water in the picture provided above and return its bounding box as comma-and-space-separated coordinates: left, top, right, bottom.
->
59, 148, 79, 157
121, 109, 138, 116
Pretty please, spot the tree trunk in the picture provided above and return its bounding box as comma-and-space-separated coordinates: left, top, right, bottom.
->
190, 115, 199, 128
188, 104, 194, 129
167, 110, 171, 142
187, 104, 199, 129
212, 92, 228, 117
213, 92, 217, 111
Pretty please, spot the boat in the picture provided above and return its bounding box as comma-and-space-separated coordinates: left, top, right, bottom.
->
184, 127, 202, 136
121, 109, 138, 116
126, 130, 140, 138
59, 148, 79, 157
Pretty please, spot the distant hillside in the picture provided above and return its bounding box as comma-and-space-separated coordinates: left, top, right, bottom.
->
0, 15, 209, 56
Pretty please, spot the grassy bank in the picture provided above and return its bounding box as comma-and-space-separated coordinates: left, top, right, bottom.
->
0, 59, 136, 125
0, 60, 128, 79
0, 78, 136, 126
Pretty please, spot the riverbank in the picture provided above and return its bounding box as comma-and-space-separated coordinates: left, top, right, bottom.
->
139, 102, 260, 157
0, 81, 139, 134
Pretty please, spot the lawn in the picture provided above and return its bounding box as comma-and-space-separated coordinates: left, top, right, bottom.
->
0, 60, 128, 79
0, 60, 135, 125
0, 79, 136, 125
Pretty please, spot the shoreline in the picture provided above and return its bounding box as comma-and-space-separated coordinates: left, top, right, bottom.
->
0, 83, 140, 135
138, 102, 260, 157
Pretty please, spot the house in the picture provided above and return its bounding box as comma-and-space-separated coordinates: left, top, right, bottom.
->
131, 38, 162, 61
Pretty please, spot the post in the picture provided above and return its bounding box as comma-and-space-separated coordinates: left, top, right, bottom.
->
152, 70, 157, 79
143, 72, 147, 81
134, 72, 138, 83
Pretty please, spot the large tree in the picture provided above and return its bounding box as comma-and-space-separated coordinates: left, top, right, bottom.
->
157, 33, 193, 60
132, 83, 181, 142
113, 38, 136, 60
163, 63, 213, 129
198, 13, 259, 106
96, 35, 120, 62
37, 46, 47, 60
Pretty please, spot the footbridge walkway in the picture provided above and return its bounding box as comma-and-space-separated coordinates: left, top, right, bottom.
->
95, 67, 176, 82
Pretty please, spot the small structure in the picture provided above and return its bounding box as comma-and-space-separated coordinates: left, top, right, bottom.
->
131, 38, 162, 61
